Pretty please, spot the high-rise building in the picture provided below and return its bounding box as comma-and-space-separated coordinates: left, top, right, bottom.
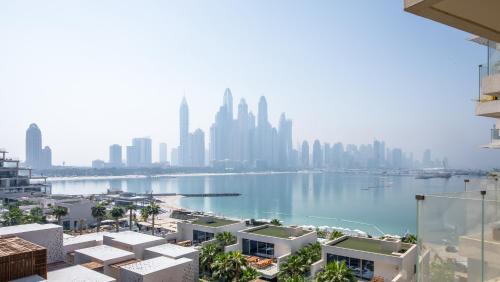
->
159, 143, 168, 164
301, 141, 309, 168
41, 146, 52, 169
278, 113, 293, 168
25, 123, 42, 168
132, 138, 152, 166
312, 140, 323, 168
170, 148, 179, 166
422, 149, 431, 167
179, 97, 189, 166
109, 144, 122, 167
126, 145, 139, 167
190, 129, 205, 167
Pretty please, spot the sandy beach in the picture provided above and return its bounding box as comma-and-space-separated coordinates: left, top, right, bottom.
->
156, 195, 184, 211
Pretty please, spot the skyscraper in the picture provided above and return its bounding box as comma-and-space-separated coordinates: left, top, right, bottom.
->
159, 143, 168, 164
301, 141, 310, 168
223, 88, 233, 119
41, 146, 52, 169
179, 97, 189, 166
109, 144, 122, 167
25, 123, 42, 169
312, 139, 323, 168
126, 145, 139, 167
190, 129, 205, 167
132, 138, 152, 166
257, 96, 272, 165
278, 113, 293, 168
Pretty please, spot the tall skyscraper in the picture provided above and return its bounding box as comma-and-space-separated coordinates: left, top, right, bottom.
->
190, 129, 205, 167
25, 123, 42, 168
422, 149, 432, 167
126, 145, 139, 167
179, 97, 189, 166
278, 113, 293, 168
159, 143, 168, 164
301, 141, 310, 168
312, 139, 323, 168
41, 146, 52, 169
170, 148, 179, 166
109, 144, 122, 167
223, 88, 233, 119
256, 96, 272, 165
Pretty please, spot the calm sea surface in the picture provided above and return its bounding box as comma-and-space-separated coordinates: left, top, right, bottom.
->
50, 172, 482, 236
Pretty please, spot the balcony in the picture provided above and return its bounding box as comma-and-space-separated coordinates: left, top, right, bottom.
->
404, 0, 500, 43
481, 127, 500, 149
475, 99, 500, 118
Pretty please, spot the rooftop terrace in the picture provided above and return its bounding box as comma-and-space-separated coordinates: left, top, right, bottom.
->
245, 225, 310, 239
192, 217, 238, 227
330, 237, 400, 256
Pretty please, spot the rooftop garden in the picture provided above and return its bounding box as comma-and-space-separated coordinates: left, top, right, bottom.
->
246, 225, 309, 239
332, 237, 396, 255
192, 217, 238, 227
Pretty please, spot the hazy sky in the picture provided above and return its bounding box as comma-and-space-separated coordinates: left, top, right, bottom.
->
1, 1, 498, 168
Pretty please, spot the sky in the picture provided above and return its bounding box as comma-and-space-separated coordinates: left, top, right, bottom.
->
0, 0, 498, 168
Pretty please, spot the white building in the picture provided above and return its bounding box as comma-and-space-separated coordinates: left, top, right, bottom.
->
0, 223, 63, 263
103, 231, 167, 259
120, 256, 193, 282
312, 236, 417, 282
47, 265, 116, 282
73, 244, 136, 278
144, 243, 199, 280
176, 216, 246, 244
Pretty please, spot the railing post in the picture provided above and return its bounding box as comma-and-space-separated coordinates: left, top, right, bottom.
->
481, 190, 486, 282
479, 64, 483, 101
415, 194, 425, 282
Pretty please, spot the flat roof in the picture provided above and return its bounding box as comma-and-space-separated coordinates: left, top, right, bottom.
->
48, 265, 115, 282
105, 231, 165, 245
75, 245, 134, 261
192, 217, 238, 227
330, 237, 397, 256
121, 256, 191, 275
145, 243, 198, 258
0, 223, 61, 235
63, 232, 110, 246
245, 225, 310, 239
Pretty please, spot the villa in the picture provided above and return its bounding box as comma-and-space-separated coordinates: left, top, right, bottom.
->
176, 215, 246, 245
236, 224, 318, 279
312, 235, 416, 281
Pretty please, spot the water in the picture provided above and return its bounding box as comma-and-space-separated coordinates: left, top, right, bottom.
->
50, 172, 482, 236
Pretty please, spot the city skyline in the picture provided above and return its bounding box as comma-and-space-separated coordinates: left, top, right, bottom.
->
1, 1, 499, 168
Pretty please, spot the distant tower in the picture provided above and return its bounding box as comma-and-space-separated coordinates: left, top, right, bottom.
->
41, 146, 52, 169
179, 97, 189, 166
301, 141, 310, 168
312, 140, 323, 168
159, 143, 168, 163
109, 144, 122, 167
223, 88, 233, 119
258, 96, 268, 128
26, 123, 42, 168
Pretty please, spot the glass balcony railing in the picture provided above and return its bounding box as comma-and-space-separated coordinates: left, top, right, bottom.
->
416, 178, 500, 282
487, 40, 500, 76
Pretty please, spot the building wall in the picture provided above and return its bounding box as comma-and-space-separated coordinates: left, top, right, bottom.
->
3, 225, 64, 263
120, 258, 194, 282
143, 247, 199, 282
58, 200, 96, 230
176, 220, 246, 242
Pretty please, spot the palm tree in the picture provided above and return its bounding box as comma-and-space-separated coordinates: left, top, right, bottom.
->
279, 255, 309, 280
51, 206, 67, 225
215, 231, 237, 248
241, 266, 258, 282
91, 202, 107, 232
270, 218, 282, 226
125, 203, 136, 230
227, 251, 248, 281
2, 205, 24, 226
211, 252, 233, 281
27, 207, 45, 223
315, 261, 356, 282
329, 230, 344, 240
146, 202, 161, 235
199, 243, 221, 277
110, 206, 125, 232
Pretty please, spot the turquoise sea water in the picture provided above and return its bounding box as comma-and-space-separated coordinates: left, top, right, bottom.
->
50, 172, 482, 236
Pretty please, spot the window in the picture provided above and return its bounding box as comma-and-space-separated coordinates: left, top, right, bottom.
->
326, 253, 374, 281
193, 230, 214, 244
241, 239, 274, 258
